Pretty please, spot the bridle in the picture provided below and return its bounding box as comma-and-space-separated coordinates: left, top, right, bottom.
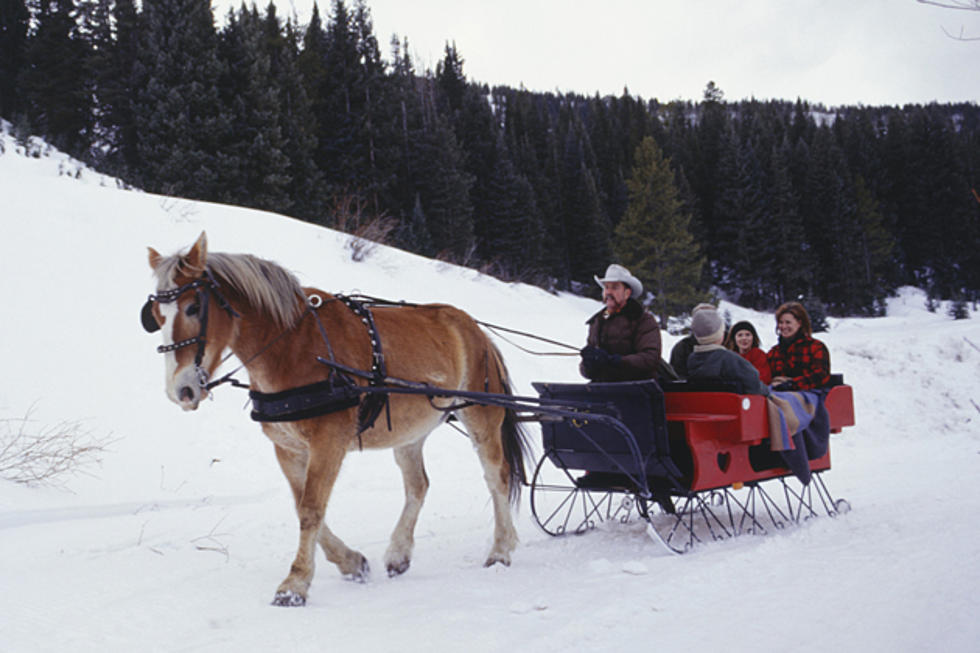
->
140, 269, 239, 389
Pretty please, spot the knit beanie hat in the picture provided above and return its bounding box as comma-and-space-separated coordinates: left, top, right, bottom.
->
691, 306, 725, 345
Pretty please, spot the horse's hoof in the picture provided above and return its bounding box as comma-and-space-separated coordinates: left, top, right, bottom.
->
386, 558, 411, 577
343, 556, 370, 583
271, 591, 306, 607
483, 554, 512, 568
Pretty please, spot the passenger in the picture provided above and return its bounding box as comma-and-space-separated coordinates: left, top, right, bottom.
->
767, 302, 831, 390
579, 264, 664, 382
724, 320, 772, 384
668, 302, 715, 378
687, 305, 769, 396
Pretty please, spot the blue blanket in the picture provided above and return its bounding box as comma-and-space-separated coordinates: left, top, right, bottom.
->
766, 390, 831, 484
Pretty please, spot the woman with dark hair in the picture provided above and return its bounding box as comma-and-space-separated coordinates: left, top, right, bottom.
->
766, 302, 831, 390
724, 320, 771, 384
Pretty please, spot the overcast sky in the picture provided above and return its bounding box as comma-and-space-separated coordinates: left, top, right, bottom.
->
228, 0, 979, 107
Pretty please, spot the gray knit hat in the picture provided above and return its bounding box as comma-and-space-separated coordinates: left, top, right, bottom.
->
691, 305, 725, 345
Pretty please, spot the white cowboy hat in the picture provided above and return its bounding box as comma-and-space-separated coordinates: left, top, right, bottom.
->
594, 264, 642, 298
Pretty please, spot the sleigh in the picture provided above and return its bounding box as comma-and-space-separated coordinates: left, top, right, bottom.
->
528, 377, 855, 553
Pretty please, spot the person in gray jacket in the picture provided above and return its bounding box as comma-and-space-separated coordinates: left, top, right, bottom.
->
669, 302, 715, 378
686, 305, 769, 396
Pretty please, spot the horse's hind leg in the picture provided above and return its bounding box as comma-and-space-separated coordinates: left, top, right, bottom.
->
385, 438, 430, 577
461, 407, 519, 567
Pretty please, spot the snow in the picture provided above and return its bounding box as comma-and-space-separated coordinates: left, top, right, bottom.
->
1, 127, 978, 652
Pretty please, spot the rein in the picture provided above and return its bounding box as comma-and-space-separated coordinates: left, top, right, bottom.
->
142, 284, 581, 435
336, 293, 581, 357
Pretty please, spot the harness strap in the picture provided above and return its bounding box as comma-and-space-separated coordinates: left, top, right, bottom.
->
336, 294, 392, 436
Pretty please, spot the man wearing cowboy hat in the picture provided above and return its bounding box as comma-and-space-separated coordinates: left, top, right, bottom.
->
580, 263, 663, 382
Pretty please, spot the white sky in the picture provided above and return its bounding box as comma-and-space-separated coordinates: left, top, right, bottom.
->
222, 0, 979, 106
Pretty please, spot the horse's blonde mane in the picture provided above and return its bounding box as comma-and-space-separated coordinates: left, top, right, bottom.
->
154, 250, 306, 329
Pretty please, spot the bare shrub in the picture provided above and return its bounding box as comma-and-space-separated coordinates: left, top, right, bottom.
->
159, 196, 199, 223
348, 215, 397, 262
477, 258, 552, 287
329, 194, 396, 262
0, 407, 115, 487
191, 517, 231, 561
436, 242, 480, 269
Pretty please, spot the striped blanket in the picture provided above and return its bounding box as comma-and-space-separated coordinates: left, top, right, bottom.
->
766, 390, 831, 484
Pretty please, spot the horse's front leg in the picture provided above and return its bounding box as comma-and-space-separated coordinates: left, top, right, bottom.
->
272, 434, 364, 607
385, 438, 429, 577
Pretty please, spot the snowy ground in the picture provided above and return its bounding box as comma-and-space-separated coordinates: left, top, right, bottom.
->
1, 128, 978, 652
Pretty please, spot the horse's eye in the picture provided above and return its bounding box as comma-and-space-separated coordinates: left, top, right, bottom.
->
186, 303, 200, 317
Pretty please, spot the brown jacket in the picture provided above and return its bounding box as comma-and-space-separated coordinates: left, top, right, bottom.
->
581, 299, 663, 382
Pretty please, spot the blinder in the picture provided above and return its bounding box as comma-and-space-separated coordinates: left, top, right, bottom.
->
141, 299, 160, 333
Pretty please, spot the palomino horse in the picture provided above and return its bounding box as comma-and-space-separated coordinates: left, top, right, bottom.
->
144, 232, 528, 606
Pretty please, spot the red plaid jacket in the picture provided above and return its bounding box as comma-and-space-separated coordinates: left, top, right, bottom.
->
766, 334, 831, 390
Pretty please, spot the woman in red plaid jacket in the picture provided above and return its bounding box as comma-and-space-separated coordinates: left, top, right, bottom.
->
766, 302, 831, 390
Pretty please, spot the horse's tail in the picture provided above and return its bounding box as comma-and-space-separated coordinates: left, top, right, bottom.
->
487, 340, 530, 505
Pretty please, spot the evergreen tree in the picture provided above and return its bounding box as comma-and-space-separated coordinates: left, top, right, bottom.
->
711, 123, 770, 304
92, 0, 141, 176
21, 0, 93, 154
690, 81, 728, 267
615, 136, 705, 324
559, 115, 611, 285
264, 5, 322, 221
315, 0, 364, 196
948, 296, 970, 320
852, 175, 896, 314
438, 46, 498, 267
589, 93, 629, 227
75, 0, 115, 162
301, 0, 396, 215
218, 3, 292, 212
802, 125, 870, 313
134, 0, 238, 200
397, 193, 434, 256
435, 41, 466, 114
350, 0, 399, 213
502, 88, 565, 281
767, 138, 810, 303
0, 0, 30, 119
476, 136, 545, 277
409, 99, 475, 260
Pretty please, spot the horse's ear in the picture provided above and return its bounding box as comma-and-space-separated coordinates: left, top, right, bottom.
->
148, 247, 163, 270
185, 231, 208, 273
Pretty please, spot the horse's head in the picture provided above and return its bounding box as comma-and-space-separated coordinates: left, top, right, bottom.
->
144, 232, 238, 411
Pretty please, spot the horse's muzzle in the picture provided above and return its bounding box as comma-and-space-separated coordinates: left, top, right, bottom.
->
170, 366, 208, 411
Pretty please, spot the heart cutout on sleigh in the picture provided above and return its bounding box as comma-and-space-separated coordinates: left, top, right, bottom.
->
717, 451, 731, 473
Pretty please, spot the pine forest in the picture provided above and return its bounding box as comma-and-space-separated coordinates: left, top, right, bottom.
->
2, 0, 979, 317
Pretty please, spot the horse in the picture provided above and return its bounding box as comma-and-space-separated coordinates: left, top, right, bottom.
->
143, 232, 529, 606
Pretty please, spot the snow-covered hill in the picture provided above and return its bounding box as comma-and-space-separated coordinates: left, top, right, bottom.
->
1, 125, 978, 652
